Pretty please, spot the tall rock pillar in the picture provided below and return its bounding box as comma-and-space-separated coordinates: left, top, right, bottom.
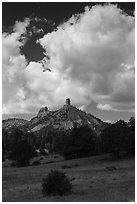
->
66, 98, 71, 106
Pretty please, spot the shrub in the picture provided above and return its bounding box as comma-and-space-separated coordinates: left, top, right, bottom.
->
61, 165, 72, 169
10, 161, 17, 167
31, 160, 41, 166
45, 160, 54, 164
42, 170, 72, 196
54, 155, 58, 158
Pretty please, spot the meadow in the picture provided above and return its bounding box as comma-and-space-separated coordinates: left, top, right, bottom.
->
2, 154, 135, 202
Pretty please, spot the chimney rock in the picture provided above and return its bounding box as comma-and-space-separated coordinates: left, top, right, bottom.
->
66, 98, 71, 106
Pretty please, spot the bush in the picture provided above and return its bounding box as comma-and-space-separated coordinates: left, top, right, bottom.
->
10, 161, 17, 167
61, 165, 72, 169
42, 170, 72, 196
45, 160, 54, 164
31, 160, 41, 166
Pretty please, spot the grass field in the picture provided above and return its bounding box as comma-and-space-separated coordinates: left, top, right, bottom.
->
2, 154, 135, 202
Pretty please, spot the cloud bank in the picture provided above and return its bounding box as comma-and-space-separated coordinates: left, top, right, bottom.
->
2, 4, 135, 115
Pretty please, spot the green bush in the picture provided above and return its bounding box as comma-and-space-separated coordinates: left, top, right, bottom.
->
42, 170, 72, 196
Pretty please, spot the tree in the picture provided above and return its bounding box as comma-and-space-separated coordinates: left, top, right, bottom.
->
9, 128, 25, 150
126, 117, 135, 155
2, 128, 10, 151
10, 140, 35, 167
53, 126, 97, 159
64, 126, 97, 159
101, 120, 134, 158
52, 130, 70, 153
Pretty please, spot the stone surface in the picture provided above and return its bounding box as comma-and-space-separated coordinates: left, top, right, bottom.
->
2, 99, 107, 134
66, 98, 71, 106
37, 106, 48, 117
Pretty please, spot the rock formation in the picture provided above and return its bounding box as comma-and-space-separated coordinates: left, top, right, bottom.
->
2, 98, 107, 135
37, 106, 49, 118
66, 98, 71, 106
2, 118, 28, 129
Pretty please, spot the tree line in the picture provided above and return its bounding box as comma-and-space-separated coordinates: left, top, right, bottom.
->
2, 117, 135, 166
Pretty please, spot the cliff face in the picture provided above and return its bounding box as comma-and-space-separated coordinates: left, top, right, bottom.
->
25, 99, 106, 135
37, 106, 49, 118
2, 99, 107, 135
2, 118, 28, 129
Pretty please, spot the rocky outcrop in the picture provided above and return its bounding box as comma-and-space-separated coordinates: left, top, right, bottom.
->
65, 98, 71, 106
25, 99, 106, 135
37, 106, 49, 118
2, 99, 107, 135
2, 118, 28, 129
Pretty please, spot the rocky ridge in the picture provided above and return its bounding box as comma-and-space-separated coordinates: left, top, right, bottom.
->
2, 118, 28, 129
2, 99, 107, 135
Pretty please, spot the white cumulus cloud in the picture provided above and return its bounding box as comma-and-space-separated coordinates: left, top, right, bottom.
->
2, 4, 135, 116
38, 4, 135, 112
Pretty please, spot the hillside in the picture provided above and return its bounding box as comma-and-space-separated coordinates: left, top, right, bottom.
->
24, 98, 107, 135
2, 118, 28, 130
2, 98, 107, 135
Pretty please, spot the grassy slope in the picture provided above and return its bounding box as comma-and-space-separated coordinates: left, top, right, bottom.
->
2, 154, 135, 202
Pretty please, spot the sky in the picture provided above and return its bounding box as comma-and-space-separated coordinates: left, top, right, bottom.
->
2, 2, 135, 122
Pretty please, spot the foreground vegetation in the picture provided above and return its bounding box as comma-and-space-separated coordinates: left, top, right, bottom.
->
2, 154, 135, 202
2, 117, 135, 201
2, 118, 135, 164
